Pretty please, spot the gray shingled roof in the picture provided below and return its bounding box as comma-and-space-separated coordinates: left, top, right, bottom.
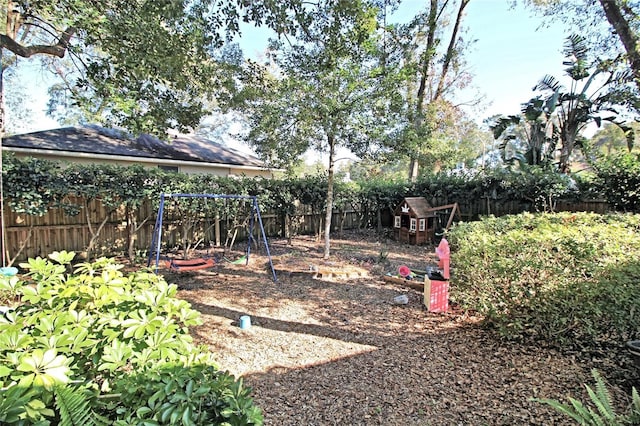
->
396, 197, 436, 217
2, 125, 265, 168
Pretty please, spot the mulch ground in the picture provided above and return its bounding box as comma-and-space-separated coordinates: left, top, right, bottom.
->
158, 230, 639, 425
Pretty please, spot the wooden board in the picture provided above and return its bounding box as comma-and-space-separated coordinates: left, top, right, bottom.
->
275, 264, 369, 281
382, 275, 424, 291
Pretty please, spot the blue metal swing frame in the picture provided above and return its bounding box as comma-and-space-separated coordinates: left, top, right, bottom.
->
147, 193, 277, 282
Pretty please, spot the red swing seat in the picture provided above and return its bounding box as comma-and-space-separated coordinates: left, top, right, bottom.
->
162, 257, 215, 272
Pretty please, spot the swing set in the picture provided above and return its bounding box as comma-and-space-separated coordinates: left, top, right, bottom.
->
147, 193, 277, 281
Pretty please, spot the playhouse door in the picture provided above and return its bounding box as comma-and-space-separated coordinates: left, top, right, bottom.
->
399, 215, 410, 242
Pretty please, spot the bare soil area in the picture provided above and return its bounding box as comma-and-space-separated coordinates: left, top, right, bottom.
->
161, 230, 636, 425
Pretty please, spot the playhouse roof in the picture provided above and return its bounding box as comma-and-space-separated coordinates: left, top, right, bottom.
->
395, 197, 436, 217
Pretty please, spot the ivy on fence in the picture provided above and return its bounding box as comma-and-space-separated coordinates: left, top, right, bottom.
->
2, 153, 632, 263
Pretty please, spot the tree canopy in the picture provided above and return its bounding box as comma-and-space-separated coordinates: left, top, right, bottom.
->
379, 0, 477, 180
237, 0, 401, 258
0, 0, 318, 138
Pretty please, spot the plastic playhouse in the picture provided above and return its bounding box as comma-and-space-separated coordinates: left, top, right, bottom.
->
424, 237, 450, 313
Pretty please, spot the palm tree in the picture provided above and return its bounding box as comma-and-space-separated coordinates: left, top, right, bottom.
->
490, 96, 558, 167
533, 34, 632, 173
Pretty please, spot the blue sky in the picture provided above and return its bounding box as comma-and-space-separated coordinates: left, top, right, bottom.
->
20, 0, 572, 134
448, 0, 569, 120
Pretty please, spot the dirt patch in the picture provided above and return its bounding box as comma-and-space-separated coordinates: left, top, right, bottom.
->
161, 230, 636, 425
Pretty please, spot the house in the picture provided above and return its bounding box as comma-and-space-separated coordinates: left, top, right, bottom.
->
1, 125, 275, 178
393, 197, 438, 245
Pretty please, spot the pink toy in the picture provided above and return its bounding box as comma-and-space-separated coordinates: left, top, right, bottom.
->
435, 238, 450, 279
398, 265, 412, 278
425, 237, 451, 312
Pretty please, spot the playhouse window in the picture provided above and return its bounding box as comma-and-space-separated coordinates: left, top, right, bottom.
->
410, 218, 417, 232
419, 218, 425, 231
394, 216, 401, 228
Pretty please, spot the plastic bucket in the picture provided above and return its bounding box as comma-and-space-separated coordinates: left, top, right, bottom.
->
239, 315, 251, 330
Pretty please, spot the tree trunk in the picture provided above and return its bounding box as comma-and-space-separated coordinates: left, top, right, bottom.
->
434, 0, 471, 100
6, 225, 32, 267
323, 135, 336, 260
127, 207, 136, 261
215, 212, 221, 246
127, 207, 151, 261
559, 124, 577, 173
409, 0, 470, 180
416, 0, 439, 110
0, 44, 6, 267
409, 0, 440, 181
599, 0, 640, 91
85, 202, 115, 260
408, 158, 420, 182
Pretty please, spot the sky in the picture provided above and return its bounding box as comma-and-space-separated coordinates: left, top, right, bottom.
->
16, 0, 573, 136
446, 0, 569, 120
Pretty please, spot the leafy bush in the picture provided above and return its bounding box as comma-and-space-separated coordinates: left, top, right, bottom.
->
109, 364, 263, 425
448, 212, 640, 349
593, 152, 640, 212
0, 251, 263, 425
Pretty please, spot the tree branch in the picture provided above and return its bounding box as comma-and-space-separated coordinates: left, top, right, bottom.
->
434, 0, 470, 100
416, 0, 439, 112
0, 26, 76, 58
598, 0, 640, 89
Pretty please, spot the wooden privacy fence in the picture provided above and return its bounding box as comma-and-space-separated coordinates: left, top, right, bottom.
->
2, 197, 363, 264
2, 196, 610, 264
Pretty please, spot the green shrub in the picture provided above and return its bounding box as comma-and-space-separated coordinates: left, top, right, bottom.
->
0, 251, 263, 425
107, 364, 263, 425
593, 152, 640, 212
447, 212, 640, 349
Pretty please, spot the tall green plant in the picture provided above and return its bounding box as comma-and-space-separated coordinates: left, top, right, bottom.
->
358, 177, 408, 231
489, 96, 558, 167
1, 154, 64, 216
1, 154, 67, 265
237, 0, 401, 259
593, 152, 640, 212
532, 34, 633, 173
